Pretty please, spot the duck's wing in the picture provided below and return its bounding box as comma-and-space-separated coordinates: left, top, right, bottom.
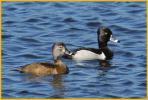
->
39, 62, 56, 68
73, 47, 102, 54
63, 47, 103, 59
15, 62, 56, 73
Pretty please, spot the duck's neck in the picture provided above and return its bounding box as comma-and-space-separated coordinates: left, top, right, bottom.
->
54, 57, 64, 66
99, 42, 108, 49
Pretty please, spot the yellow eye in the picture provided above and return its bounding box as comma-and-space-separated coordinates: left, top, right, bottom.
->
104, 32, 108, 35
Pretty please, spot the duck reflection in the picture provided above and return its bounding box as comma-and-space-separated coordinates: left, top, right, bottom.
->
97, 60, 112, 76
50, 75, 64, 98
22, 74, 65, 98
99, 60, 111, 67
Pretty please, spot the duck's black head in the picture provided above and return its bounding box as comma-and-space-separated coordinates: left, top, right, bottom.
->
97, 27, 119, 48
97, 27, 112, 43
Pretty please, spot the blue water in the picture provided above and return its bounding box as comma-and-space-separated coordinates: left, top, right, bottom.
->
2, 2, 146, 98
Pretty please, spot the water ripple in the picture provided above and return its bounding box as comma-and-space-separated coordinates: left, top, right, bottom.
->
63, 17, 77, 23
2, 2, 146, 98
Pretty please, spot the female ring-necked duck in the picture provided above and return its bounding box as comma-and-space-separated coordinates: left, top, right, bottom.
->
16, 42, 70, 76
64, 27, 120, 61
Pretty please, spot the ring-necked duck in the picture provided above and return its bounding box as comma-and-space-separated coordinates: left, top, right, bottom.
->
64, 27, 119, 61
16, 42, 70, 76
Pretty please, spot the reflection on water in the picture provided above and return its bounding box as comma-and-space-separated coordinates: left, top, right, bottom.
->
50, 75, 64, 98
98, 60, 112, 78
99, 60, 111, 67
22, 74, 65, 98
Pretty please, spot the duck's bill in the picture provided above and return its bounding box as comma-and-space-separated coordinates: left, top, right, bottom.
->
110, 35, 120, 43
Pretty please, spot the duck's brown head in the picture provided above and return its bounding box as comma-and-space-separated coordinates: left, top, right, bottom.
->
52, 42, 70, 60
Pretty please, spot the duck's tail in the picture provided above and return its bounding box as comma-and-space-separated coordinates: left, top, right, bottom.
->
12, 66, 24, 73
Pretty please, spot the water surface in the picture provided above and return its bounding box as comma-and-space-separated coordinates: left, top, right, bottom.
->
2, 2, 146, 98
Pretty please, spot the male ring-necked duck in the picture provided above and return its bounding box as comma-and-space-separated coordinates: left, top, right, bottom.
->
64, 27, 119, 61
16, 42, 70, 76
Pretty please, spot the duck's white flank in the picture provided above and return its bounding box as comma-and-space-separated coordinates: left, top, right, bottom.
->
72, 50, 106, 61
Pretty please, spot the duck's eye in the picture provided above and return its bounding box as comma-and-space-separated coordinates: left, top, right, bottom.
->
104, 32, 108, 35
59, 46, 63, 49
